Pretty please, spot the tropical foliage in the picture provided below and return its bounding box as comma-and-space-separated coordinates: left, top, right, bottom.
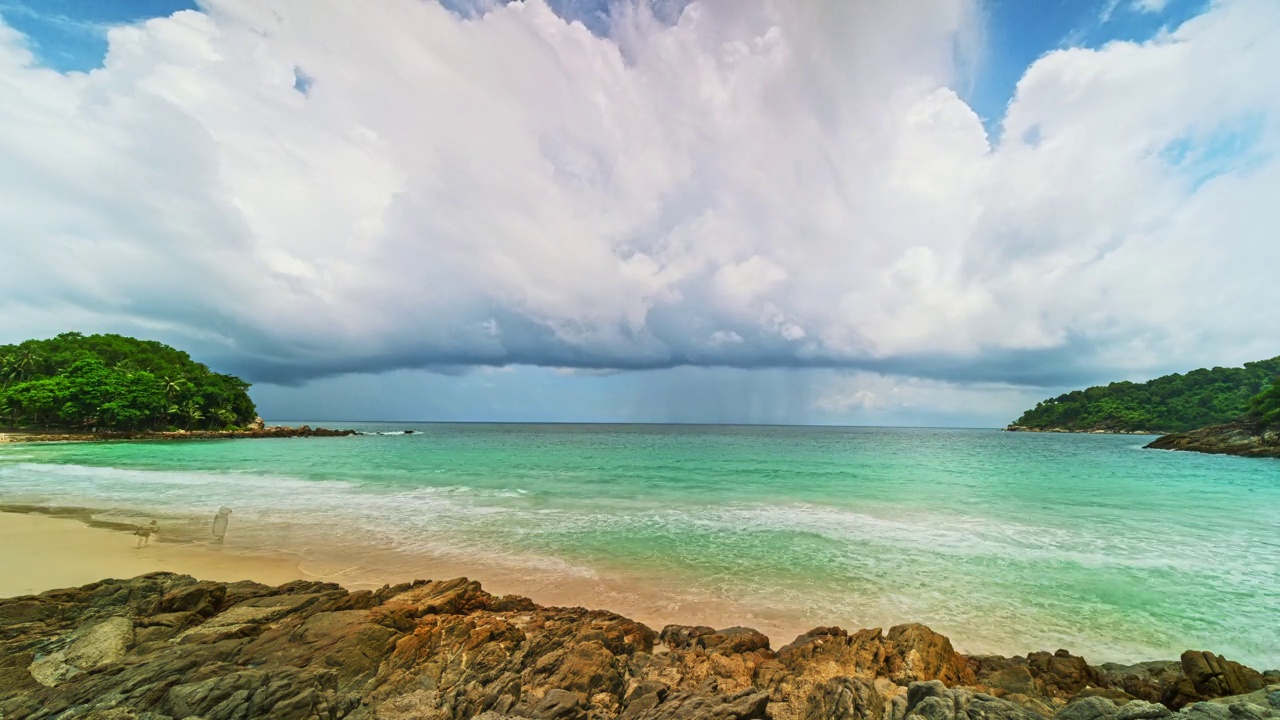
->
0, 333, 256, 432
1012, 357, 1280, 432
1246, 377, 1280, 425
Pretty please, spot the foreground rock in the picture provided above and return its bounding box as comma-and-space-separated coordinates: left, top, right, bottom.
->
1145, 421, 1280, 459
1, 575, 1277, 720
1, 424, 356, 443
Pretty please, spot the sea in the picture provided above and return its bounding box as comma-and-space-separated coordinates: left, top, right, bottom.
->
1, 423, 1277, 668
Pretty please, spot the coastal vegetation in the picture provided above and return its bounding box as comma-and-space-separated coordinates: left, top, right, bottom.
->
1144, 375, 1280, 458
0, 332, 256, 432
1247, 377, 1280, 425
1011, 356, 1280, 433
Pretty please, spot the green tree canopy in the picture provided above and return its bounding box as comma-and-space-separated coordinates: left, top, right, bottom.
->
1246, 377, 1280, 425
1011, 356, 1280, 433
0, 332, 256, 432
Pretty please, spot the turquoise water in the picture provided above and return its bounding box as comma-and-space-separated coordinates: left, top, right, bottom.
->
1, 424, 1277, 667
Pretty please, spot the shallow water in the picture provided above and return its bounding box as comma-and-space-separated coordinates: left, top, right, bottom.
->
1, 424, 1277, 667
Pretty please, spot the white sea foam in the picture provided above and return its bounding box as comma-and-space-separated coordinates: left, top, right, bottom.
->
0, 461, 1253, 577
2, 456, 1276, 668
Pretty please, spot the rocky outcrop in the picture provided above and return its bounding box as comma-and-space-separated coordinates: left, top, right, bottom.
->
0, 574, 1276, 720
1005, 426, 1161, 436
3, 424, 357, 443
1167, 652, 1270, 707
1145, 422, 1280, 459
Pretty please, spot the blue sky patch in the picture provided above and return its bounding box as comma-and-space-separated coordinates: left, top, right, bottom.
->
293, 66, 314, 95
966, 0, 1208, 135
1160, 113, 1270, 191
0, 0, 197, 72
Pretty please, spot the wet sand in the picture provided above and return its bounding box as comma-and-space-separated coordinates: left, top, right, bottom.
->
0, 510, 309, 598
0, 507, 815, 646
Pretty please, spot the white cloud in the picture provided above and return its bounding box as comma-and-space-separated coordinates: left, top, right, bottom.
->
0, 0, 1277, 396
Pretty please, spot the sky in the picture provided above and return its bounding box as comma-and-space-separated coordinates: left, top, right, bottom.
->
0, 0, 1277, 427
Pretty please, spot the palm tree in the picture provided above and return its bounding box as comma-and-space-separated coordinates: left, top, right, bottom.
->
210, 407, 237, 430
162, 376, 188, 402
0, 354, 14, 393
12, 348, 41, 382
161, 377, 189, 427
2, 399, 21, 429
179, 400, 204, 430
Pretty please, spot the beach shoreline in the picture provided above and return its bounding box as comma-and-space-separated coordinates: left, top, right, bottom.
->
0, 425, 356, 444
4, 546, 1278, 720
1003, 425, 1165, 435
3, 422, 1277, 672
0, 509, 312, 599
0, 507, 817, 649
4, 506, 1280, 711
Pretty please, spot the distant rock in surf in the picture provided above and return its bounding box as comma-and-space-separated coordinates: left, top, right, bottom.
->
1146, 421, 1280, 459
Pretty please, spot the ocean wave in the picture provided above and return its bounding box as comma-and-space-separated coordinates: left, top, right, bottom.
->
350, 429, 441, 436
1, 457, 1276, 668
0, 460, 1254, 576
0, 463, 531, 532
1, 462, 360, 496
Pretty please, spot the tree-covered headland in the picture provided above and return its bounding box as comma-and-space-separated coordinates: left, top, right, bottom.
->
0, 333, 257, 432
1011, 356, 1280, 433
1246, 376, 1280, 425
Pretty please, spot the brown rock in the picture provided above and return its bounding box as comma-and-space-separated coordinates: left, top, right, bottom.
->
1026, 649, 1105, 698
0, 573, 1271, 720
661, 624, 716, 650
1145, 422, 1280, 459
697, 627, 771, 655
1097, 661, 1184, 704
1165, 651, 1268, 708
801, 676, 884, 720
984, 665, 1039, 696
886, 623, 976, 687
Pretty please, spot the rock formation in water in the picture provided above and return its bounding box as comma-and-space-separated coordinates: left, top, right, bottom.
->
1146, 421, 1280, 459
1, 574, 1277, 720
1004, 426, 1157, 435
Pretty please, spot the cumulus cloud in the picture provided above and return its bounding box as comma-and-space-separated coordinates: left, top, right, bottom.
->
0, 0, 1277, 389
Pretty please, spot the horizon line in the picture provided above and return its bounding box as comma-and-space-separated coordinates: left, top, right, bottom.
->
264, 419, 1007, 431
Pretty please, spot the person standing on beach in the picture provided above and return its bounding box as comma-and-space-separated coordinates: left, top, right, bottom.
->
211, 506, 232, 544
134, 520, 158, 548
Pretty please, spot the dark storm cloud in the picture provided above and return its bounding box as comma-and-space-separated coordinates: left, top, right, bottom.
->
2, 0, 1279, 411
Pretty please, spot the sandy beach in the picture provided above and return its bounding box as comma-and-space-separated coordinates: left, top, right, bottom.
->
0, 510, 310, 598
0, 506, 757, 630
0, 506, 803, 645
